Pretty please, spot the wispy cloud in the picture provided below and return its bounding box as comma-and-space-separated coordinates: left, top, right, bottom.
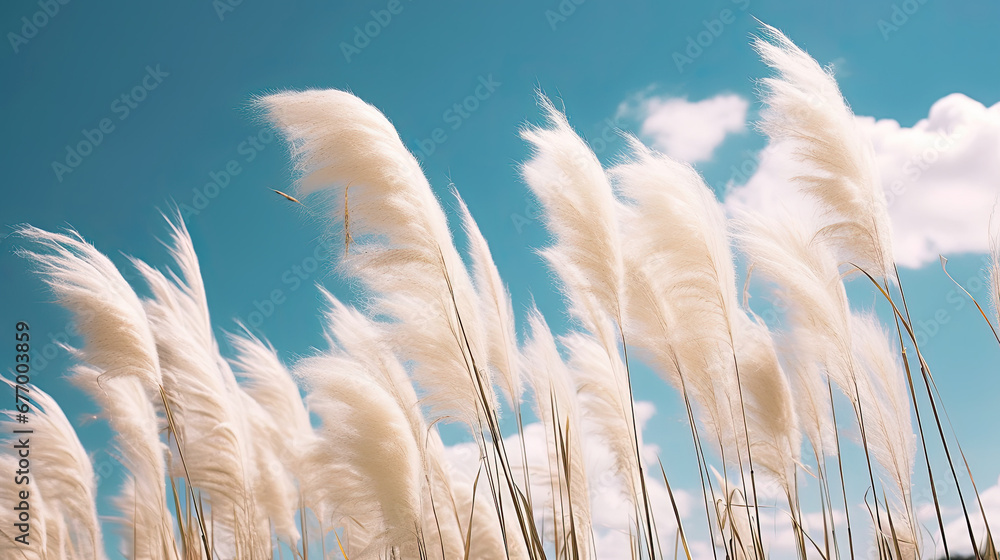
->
618, 91, 749, 163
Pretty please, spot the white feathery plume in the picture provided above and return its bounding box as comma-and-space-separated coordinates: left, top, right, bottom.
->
777, 334, 837, 460
16, 227, 174, 557
611, 140, 797, 555
733, 209, 846, 456
132, 221, 268, 554
296, 355, 423, 559
522, 309, 593, 558
730, 314, 801, 497
732, 210, 849, 347
454, 188, 524, 408
732, 207, 889, 550
521, 98, 664, 555
322, 293, 525, 559
612, 139, 742, 457
563, 328, 642, 517
2, 385, 106, 559
260, 89, 494, 431
754, 23, 895, 280
16, 226, 162, 388
228, 331, 312, 464
851, 312, 918, 553
228, 332, 311, 443
735, 200, 917, 551
46, 513, 70, 560
318, 290, 426, 444
520, 93, 625, 330
319, 294, 430, 450
318, 291, 473, 560
733, 209, 858, 394
73, 367, 174, 560
156, 217, 214, 344
235, 387, 302, 544
228, 331, 311, 542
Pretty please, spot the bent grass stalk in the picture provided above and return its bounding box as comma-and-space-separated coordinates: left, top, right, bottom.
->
940, 256, 1000, 347
615, 316, 659, 560
158, 385, 212, 559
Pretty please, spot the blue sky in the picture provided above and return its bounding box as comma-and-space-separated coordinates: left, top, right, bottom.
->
2, 1, 999, 557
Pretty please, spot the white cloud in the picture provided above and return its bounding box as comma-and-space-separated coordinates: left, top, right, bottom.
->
725, 93, 1000, 269
618, 92, 749, 163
